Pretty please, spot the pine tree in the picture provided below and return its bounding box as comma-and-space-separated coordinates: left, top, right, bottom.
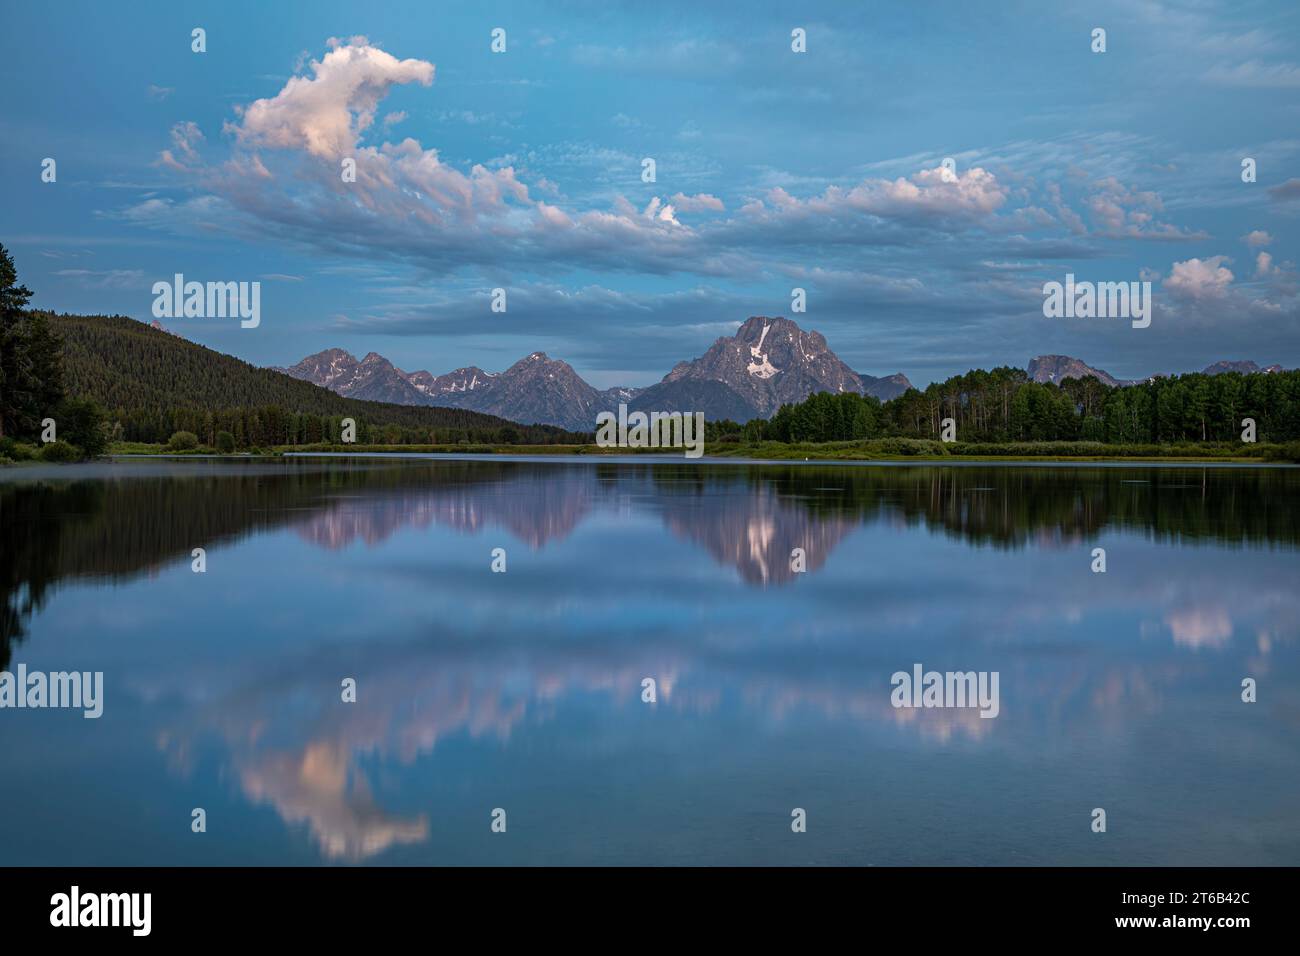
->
0, 246, 69, 441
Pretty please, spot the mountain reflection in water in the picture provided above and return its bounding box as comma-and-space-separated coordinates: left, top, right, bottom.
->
1, 457, 1296, 865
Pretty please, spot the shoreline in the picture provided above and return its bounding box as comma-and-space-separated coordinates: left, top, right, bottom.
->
116, 439, 1293, 465
6, 441, 1296, 468
11, 451, 1294, 469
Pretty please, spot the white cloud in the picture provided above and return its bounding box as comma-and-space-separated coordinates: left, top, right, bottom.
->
1084, 176, 1204, 240
1166, 256, 1234, 299
158, 121, 205, 171
228, 37, 434, 159
668, 192, 724, 213
740, 165, 1008, 223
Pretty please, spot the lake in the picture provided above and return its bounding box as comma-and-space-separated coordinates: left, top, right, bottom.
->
1, 456, 1297, 865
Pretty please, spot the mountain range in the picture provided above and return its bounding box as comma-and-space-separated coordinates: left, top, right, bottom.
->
278, 316, 913, 430
278, 317, 1286, 430
1027, 354, 1285, 388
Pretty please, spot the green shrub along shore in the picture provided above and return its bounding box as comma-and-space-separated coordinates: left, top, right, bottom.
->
706, 437, 1300, 462
8, 426, 1298, 466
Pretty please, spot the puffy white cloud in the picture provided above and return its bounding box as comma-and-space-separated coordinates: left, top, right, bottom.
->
1242, 229, 1272, 248
640, 196, 679, 225
227, 37, 434, 159
172, 38, 730, 274
1165, 256, 1234, 299
1254, 249, 1298, 296
838, 165, 1008, 219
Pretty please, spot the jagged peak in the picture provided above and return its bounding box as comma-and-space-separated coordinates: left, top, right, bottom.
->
508, 351, 577, 372
297, 346, 356, 363
738, 315, 800, 334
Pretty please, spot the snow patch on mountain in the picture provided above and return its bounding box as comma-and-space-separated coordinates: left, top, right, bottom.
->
747, 321, 780, 378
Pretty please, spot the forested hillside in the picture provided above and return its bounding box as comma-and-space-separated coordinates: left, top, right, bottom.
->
43, 312, 588, 445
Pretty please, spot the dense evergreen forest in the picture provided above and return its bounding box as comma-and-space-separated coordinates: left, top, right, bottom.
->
710, 365, 1300, 446
0, 245, 84, 453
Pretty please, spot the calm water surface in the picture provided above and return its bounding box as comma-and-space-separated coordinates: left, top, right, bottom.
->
1, 456, 1297, 865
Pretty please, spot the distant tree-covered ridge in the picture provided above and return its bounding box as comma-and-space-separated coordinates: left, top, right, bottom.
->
43, 311, 589, 446
705, 364, 1300, 446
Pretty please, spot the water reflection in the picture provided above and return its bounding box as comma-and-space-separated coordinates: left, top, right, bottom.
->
1, 458, 1297, 864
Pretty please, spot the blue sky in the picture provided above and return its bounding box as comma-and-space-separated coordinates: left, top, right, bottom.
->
2, 0, 1298, 387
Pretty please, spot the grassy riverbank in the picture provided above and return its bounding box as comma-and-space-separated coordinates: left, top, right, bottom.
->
706, 438, 1299, 462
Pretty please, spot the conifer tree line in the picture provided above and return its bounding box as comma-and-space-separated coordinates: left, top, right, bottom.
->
0, 243, 106, 455
716, 364, 1299, 446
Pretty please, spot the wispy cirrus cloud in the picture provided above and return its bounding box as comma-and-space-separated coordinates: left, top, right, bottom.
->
1269, 178, 1300, 202
53, 268, 147, 289
1204, 59, 1300, 88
